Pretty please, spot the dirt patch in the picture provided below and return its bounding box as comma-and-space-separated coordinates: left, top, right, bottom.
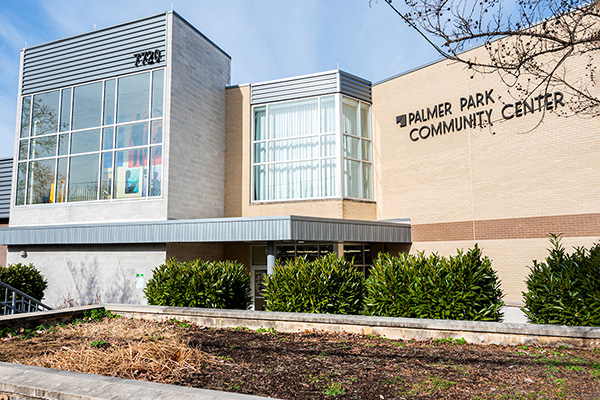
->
1, 316, 599, 399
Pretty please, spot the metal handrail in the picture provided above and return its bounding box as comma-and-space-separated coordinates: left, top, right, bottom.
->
0, 280, 53, 316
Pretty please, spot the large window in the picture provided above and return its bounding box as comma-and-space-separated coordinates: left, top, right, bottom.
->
16, 69, 164, 206
252, 95, 372, 202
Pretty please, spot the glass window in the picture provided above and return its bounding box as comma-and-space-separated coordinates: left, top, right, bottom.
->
253, 165, 266, 201
269, 161, 318, 200
149, 147, 162, 197
15, 163, 27, 206
342, 98, 358, 136
150, 121, 162, 144
53, 158, 68, 203
100, 152, 113, 200
72, 82, 102, 130
117, 72, 150, 123
102, 127, 114, 150
68, 154, 99, 202
276, 245, 296, 263
20, 97, 31, 138
58, 134, 69, 156
117, 122, 148, 149
269, 98, 318, 139
343, 135, 360, 159
114, 149, 148, 199
253, 107, 266, 141
32, 91, 60, 136
27, 159, 56, 204
18, 140, 28, 161
361, 140, 371, 162
60, 88, 72, 132
254, 142, 266, 164
362, 163, 372, 199
321, 158, 338, 197
320, 96, 336, 133
360, 103, 370, 138
71, 129, 100, 154
151, 69, 164, 118
297, 245, 319, 261
269, 137, 318, 162
344, 159, 361, 198
103, 79, 115, 125
321, 134, 336, 157
251, 245, 267, 265
29, 135, 57, 159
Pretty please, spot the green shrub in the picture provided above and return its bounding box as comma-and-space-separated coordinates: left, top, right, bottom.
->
0, 263, 48, 300
522, 235, 600, 326
365, 245, 504, 321
263, 253, 365, 315
144, 258, 251, 309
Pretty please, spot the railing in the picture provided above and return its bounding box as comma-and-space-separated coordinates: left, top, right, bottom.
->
0, 281, 53, 316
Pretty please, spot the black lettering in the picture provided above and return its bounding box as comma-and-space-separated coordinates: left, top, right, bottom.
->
467, 95, 476, 110
476, 93, 484, 107
484, 109, 493, 126
460, 97, 467, 111
463, 114, 474, 129
485, 89, 495, 104
147, 51, 155, 64
155, 49, 162, 63
408, 113, 416, 125
554, 92, 564, 107
502, 104, 514, 119
444, 102, 452, 116
476, 110, 485, 126
133, 53, 142, 67
414, 111, 422, 124
409, 128, 419, 142
443, 119, 455, 133
523, 99, 534, 115
426, 107, 438, 121
431, 122, 443, 137
454, 116, 463, 131
515, 101, 523, 117
545, 93, 553, 110
419, 126, 430, 139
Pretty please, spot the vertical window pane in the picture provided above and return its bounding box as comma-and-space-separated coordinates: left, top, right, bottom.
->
58, 134, 69, 156
320, 95, 336, 133
360, 103, 370, 138
20, 97, 31, 138
251, 245, 267, 265
116, 122, 148, 149
321, 134, 336, 157
149, 147, 162, 197
72, 82, 102, 130
100, 152, 113, 200
253, 165, 266, 201
342, 97, 358, 136
343, 135, 360, 159
150, 120, 162, 144
68, 154, 99, 202
102, 127, 114, 150
269, 137, 318, 162
103, 79, 115, 125
151, 69, 164, 118
254, 142, 266, 163
15, 163, 27, 206
70, 129, 100, 154
29, 135, 57, 159
361, 140, 371, 162
344, 159, 361, 198
269, 161, 318, 200
18, 140, 28, 161
321, 158, 338, 197
32, 91, 60, 136
362, 163, 372, 200
27, 159, 56, 204
114, 149, 148, 199
117, 72, 150, 123
60, 88, 72, 132
254, 107, 266, 141
344, 245, 364, 265
269, 98, 318, 139
53, 158, 68, 203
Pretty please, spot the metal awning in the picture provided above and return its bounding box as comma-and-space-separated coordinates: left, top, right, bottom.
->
0, 215, 411, 245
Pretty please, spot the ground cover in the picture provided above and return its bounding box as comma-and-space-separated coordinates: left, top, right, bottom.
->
0, 315, 599, 399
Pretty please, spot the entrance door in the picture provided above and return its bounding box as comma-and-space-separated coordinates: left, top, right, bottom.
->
251, 266, 268, 311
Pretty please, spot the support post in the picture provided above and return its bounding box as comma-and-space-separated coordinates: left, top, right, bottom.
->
267, 241, 275, 275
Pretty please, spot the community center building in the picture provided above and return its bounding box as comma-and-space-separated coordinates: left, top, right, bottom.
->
1, 11, 598, 309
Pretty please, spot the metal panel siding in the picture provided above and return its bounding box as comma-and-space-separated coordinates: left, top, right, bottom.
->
0, 158, 12, 219
251, 71, 339, 104
0, 216, 410, 245
21, 14, 167, 95
340, 71, 372, 103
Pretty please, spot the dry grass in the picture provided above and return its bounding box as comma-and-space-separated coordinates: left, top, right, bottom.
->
20, 318, 215, 383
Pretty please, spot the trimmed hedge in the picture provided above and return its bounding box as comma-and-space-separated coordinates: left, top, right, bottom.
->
263, 253, 365, 315
522, 235, 600, 326
0, 263, 48, 300
144, 258, 251, 310
365, 245, 504, 321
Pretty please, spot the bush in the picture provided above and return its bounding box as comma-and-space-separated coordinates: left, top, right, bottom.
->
365, 245, 504, 321
0, 263, 48, 300
522, 235, 600, 326
263, 253, 365, 315
144, 258, 251, 309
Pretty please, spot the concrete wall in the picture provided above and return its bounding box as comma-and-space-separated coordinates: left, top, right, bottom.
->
6, 244, 166, 306
372, 43, 600, 302
166, 13, 231, 220
223, 86, 377, 221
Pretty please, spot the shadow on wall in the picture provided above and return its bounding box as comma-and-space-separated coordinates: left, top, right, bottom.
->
62, 258, 139, 306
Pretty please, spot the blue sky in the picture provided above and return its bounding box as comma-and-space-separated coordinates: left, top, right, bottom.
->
0, 0, 442, 157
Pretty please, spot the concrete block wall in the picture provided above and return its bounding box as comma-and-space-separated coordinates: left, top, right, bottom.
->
6, 244, 167, 306
166, 13, 231, 220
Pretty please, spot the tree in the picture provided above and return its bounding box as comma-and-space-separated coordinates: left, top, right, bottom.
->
378, 0, 600, 118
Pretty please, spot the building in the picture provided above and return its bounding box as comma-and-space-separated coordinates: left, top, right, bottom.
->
1, 11, 598, 308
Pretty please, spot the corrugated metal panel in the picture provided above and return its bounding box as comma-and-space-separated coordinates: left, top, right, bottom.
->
340, 71, 372, 103
0, 158, 12, 219
22, 13, 167, 95
251, 71, 339, 104
0, 215, 411, 245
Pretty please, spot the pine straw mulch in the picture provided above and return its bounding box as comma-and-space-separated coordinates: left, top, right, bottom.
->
0, 316, 599, 400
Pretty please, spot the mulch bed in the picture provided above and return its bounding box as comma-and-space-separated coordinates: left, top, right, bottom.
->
0, 316, 599, 399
